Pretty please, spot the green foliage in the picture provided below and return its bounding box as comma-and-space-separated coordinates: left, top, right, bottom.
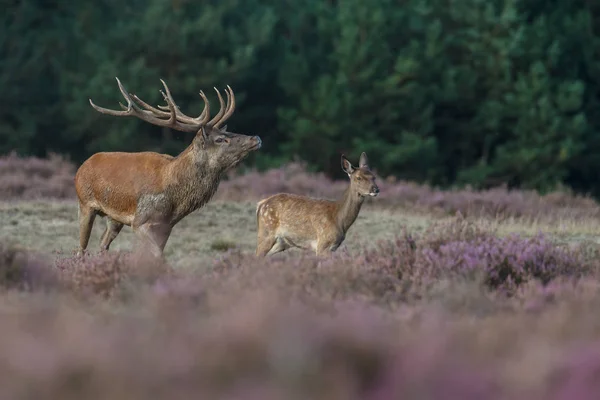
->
2, 0, 600, 195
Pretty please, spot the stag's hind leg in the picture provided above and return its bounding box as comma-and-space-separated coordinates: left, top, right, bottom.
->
77, 203, 96, 256
99, 218, 124, 251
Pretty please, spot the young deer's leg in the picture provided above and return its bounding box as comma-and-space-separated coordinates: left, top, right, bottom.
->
256, 213, 280, 256
315, 236, 340, 256
315, 244, 332, 256
77, 204, 96, 256
256, 235, 277, 257
134, 222, 172, 258
99, 218, 124, 251
267, 238, 288, 256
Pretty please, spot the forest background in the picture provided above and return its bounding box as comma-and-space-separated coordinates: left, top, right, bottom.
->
3, 0, 600, 196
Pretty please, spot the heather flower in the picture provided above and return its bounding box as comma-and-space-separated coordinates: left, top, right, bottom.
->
0, 242, 59, 291
0, 152, 76, 200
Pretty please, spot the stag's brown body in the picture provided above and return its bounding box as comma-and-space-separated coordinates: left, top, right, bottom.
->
256, 153, 379, 256
75, 78, 261, 257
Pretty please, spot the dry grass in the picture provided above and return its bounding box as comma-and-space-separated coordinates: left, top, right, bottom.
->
2, 199, 599, 267
0, 200, 424, 267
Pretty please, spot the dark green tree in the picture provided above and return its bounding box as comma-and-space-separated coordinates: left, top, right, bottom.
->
3, 0, 600, 197
58, 0, 278, 164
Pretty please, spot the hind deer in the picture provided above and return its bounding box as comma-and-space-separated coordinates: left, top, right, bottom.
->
75, 77, 261, 257
255, 152, 379, 256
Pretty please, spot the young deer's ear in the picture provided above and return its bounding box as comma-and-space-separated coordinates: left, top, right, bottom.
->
359, 152, 369, 168
197, 126, 208, 149
341, 154, 354, 176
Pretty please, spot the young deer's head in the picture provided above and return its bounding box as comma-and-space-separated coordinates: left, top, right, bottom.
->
341, 152, 379, 197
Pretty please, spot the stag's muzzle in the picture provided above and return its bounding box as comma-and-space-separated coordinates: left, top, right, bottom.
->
251, 136, 262, 150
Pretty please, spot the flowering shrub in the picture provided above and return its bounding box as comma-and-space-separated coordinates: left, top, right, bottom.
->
54, 250, 171, 298
355, 218, 589, 295
2, 152, 600, 398
422, 233, 583, 292
217, 162, 600, 220
3, 217, 589, 302
0, 242, 58, 291
0, 152, 76, 200
0, 225, 599, 398
2, 153, 600, 221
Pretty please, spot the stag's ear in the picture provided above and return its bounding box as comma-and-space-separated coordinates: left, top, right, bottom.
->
341, 154, 354, 176
219, 125, 228, 132
359, 152, 369, 168
197, 126, 209, 149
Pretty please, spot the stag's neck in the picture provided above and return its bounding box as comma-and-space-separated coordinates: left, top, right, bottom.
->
335, 187, 365, 233
166, 146, 223, 223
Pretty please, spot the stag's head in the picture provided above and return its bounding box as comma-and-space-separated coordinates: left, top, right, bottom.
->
341, 152, 379, 197
89, 78, 261, 171
191, 86, 261, 171
195, 124, 262, 172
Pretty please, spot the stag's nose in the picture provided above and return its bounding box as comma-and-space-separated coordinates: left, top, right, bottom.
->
253, 136, 262, 149
370, 186, 380, 196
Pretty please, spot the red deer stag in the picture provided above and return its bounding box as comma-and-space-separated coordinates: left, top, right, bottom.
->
75, 78, 261, 257
255, 152, 379, 256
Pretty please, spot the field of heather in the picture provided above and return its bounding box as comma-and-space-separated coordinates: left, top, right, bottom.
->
2, 154, 600, 399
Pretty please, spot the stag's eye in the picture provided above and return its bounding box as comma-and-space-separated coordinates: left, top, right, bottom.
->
214, 137, 226, 144
356, 176, 362, 181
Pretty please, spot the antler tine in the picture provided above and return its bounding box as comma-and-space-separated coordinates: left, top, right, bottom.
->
222, 88, 231, 120
131, 93, 171, 117
89, 77, 199, 133
208, 87, 229, 129
158, 79, 179, 125
213, 85, 236, 129
161, 90, 213, 126
198, 90, 211, 125
159, 79, 177, 109
89, 77, 135, 116
206, 87, 226, 128
154, 82, 208, 124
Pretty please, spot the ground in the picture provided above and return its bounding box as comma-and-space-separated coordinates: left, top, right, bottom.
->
0, 200, 425, 266
1, 200, 598, 267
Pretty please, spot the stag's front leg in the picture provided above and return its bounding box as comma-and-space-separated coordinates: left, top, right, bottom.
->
77, 204, 96, 257
134, 222, 172, 258
132, 198, 174, 257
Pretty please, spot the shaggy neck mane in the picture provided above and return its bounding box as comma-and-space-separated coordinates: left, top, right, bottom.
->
166, 144, 224, 224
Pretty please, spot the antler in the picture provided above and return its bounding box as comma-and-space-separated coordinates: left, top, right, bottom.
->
89, 78, 235, 133
213, 85, 236, 129
203, 85, 236, 129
